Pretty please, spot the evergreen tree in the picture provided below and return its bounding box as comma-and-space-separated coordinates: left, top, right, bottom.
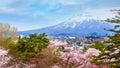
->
90, 9, 120, 68
9, 33, 49, 59
105, 9, 120, 23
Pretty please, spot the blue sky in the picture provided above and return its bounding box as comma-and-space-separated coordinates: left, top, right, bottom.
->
0, 0, 120, 31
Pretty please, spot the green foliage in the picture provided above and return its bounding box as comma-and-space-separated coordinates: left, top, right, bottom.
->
105, 9, 120, 23
87, 42, 106, 52
9, 33, 49, 59
90, 9, 120, 68
57, 46, 64, 51
91, 33, 120, 68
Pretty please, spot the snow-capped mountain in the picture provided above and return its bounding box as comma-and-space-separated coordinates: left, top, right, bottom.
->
19, 18, 116, 37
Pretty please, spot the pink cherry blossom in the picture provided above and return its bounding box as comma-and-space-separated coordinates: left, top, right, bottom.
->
0, 48, 11, 67
85, 48, 101, 57
49, 39, 110, 68
49, 40, 67, 48
51, 65, 62, 68
90, 64, 110, 68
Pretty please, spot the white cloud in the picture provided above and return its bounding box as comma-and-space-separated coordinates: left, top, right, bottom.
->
0, 0, 33, 14
0, 0, 17, 13
31, 11, 46, 18
39, 0, 80, 10
41, 0, 78, 5
0, 0, 15, 7
0, 7, 31, 17
83, 7, 120, 20
0, 7, 16, 13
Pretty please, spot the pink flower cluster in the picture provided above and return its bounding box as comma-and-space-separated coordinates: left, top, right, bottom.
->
85, 48, 101, 57
50, 39, 110, 68
90, 64, 110, 68
60, 48, 100, 68
0, 49, 11, 67
49, 39, 67, 48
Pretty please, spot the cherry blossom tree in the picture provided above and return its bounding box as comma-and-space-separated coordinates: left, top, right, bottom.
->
49, 39, 110, 68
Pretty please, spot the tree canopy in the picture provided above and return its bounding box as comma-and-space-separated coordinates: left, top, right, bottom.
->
90, 9, 120, 68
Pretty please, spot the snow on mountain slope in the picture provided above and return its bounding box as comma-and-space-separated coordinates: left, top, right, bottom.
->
18, 18, 116, 37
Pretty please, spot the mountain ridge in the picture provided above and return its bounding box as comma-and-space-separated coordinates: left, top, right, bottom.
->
18, 19, 116, 37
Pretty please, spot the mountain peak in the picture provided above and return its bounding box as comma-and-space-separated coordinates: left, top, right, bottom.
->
19, 18, 115, 37
56, 18, 103, 29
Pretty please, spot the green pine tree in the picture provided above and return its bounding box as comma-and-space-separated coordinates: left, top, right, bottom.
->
105, 9, 120, 23
9, 33, 49, 59
90, 9, 120, 68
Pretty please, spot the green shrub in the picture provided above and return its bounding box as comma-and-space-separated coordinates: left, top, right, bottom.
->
9, 33, 49, 59
85, 42, 106, 52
